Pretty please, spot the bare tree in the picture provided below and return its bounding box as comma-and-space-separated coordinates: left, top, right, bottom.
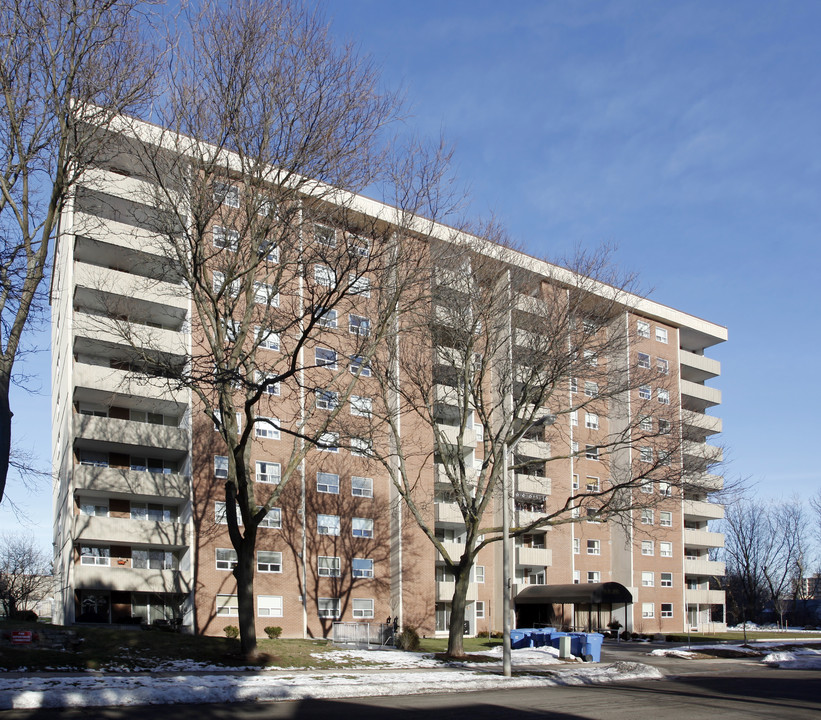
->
0, 0, 158, 503
364, 230, 691, 657
0, 533, 52, 617
85, 0, 456, 655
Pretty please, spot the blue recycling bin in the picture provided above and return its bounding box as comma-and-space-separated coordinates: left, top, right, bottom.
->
581, 633, 604, 662
568, 633, 586, 657
549, 631, 568, 649
510, 630, 528, 649
530, 630, 546, 647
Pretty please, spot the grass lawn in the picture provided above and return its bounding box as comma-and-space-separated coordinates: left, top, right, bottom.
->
0, 619, 380, 671
664, 631, 821, 643
417, 637, 502, 654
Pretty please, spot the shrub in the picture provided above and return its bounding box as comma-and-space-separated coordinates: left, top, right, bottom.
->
396, 626, 420, 651
264, 626, 282, 639
476, 630, 490, 638
223, 625, 239, 639
620, 631, 632, 641
490, 631, 503, 639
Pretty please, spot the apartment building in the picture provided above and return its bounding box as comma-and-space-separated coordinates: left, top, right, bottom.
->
51, 122, 727, 637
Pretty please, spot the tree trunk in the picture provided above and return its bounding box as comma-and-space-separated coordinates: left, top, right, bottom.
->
446, 563, 472, 657
0, 372, 12, 505
234, 538, 257, 657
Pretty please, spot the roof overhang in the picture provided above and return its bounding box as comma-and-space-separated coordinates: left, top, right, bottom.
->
514, 582, 633, 605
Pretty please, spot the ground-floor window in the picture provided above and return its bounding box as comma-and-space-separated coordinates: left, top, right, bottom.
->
318, 597, 340, 618
352, 598, 374, 618
475, 601, 485, 619
131, 593, 185, 625
661, 603, 673, 618
216, 594, 239, 617
435, 602, 450, 632
258, 595, 283, 617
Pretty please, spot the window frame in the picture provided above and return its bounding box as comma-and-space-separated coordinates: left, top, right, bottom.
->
317, 513, 341, 536
352, 517, 374, 538
257, 550, 282, 573
317, 471, 340, 494
216, 548, 238, 571
257, 595, 283, 618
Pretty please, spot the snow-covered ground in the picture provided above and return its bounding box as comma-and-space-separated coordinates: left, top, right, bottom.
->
762, 648, 821, 670
0, 653, 663, 710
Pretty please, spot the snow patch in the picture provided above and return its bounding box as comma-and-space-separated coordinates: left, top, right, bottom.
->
762, 648, 821, 670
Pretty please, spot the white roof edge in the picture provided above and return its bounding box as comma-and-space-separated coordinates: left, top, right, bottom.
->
100, 111, 727, 345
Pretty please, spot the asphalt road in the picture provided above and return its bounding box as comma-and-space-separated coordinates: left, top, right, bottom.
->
2, 659, 819, 720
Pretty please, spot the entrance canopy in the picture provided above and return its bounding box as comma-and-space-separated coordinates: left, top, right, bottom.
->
515, 582, 632, 605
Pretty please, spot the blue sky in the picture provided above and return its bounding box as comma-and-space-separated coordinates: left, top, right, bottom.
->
3, 0, 820, 552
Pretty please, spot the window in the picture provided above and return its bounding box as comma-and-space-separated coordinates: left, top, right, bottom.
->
216, 594, 239, 617
213, 226, 239, 251
659, 481, 672, 497
316, 389, 338, 411
570, 410, 578, 427
641, 509, 654, 525
640, 446, 652, 463
642, 602, 654, 618
350, 355, 371, 377
317, 472, 340, 494
216, 548, 238, 570
572, 474, 580, 491
585, 445, 599, 460
660, 542, 673, 558
657, 388, 670, 405
661, 572, 673, 588
318, 556, 341, 577
214, 181, 239, 207
80, 501, 108, 517
80, 546, 110, 566
349, 274, 370, 297
661, 603, 673, 618
257, 551, 282, 573
213, 409, 242, 433
570, 377, 578, 393
638, 385, 651, 400
587, 539, 601, 555
258, 506, 281, 529
255, 417, 280, 440
132, 549, 176, 570
351, 476, 373, 498
474, 566, 485, 583
130, 503, 177, 522
637, 320, 650, 338
314, 223, 336, 247
655, 327, 668, 344
350, 395, 372, 417
317, 597, 341, 618
349, 314, 370, 336
641, 540, 654, 556
657, 358, 669, 374
639, 416, 653, 432
254, 282, 279, 306
584, 381, 598, 398
314, 264, 336, 287
317, 308, 337, 328
572, 570, 581, 584
475, 601, 485, 619
256, 372, 280, 395
315, 347, 337, 369
642, 571, 654, 587
587, 571, 600, 584
352, 558, 374, 578
348, 236, 370, 257
637, 352, 650, 368
351, 437, 371, 457
257, 595, 283, 618
586, 477, 600, 492
585, 412, 599, 430
584, 350, 598, 366
256, 461, 281, 485
318, 431, 339, 452
571, 440, 579, 455
317, 514, 340, 536
352, 517, 374, 538
658, 419, 671, 434
259, 239, 279, 263
256, 327, 280, 351
212, 271, 239, 296
659, 450, 672, 466
215, 502, 243, 526
660, 511, 673, 527
352, 598, 374, 619
586, 507, 601, 523
573, 538, 580, 554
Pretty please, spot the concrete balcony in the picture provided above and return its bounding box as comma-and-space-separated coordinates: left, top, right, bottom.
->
79, 166, 162, 204
435, 502, 465, 524
684, 472, 724, 493
516, 546, 552, 567
434, 463, 478, 486
683, 441, 723, 465
74, 261, 187, 312
73, 515, 188, 548
683, 499, 725, 522
516, 474, 551, 495
436, 580, 477, 602
679, 350, 720, 382
74, 312, 187, 358
437, 541, 467, 563
681, 410, 722, 436
684, 528, 725, 550
685, 589, 725, 605
517, 439, 551, 459
685, 558, 726, 577
72, 212, 167, 258
73, 563, 191, 594
436, 423, 477, 449
73, 464, 189, 501
681, 380, 721, 409
74, 415, 188, 453
73, 362, 187, 405
516, 509, 549, 528
514, 293, 549, 317
434, 384, 467, 406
